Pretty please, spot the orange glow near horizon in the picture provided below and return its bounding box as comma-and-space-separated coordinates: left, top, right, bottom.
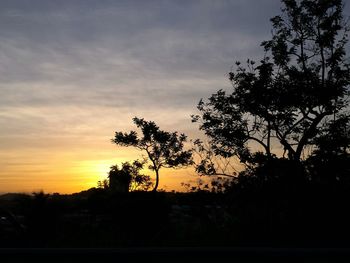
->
0, 106, 282, 195
0, 138, 201, 194
0, 101, 205, 194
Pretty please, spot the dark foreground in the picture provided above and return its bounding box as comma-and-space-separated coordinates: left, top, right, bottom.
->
1, 183, 350, 258
2, 247, 350, 263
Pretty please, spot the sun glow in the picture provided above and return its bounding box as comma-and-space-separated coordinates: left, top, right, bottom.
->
72, 159, 116, 187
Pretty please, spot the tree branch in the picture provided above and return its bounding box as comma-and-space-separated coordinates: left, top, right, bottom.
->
247, 136, 270, 154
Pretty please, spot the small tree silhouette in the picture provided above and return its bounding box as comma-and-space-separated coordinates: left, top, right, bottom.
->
108, 164, 132, 193
108, 159, 152, 192
112, 117, 193, 192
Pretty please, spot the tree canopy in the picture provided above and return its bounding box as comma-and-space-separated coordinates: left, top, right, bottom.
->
112, 117, 193, 191
192, 0, 350, 178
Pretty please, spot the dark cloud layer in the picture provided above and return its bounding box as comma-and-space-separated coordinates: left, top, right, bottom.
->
0, 0, 283, 112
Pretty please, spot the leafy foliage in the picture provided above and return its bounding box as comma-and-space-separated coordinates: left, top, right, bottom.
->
192, 0, 350, 177
306, 115, 350, 183
112, 117, 193, 191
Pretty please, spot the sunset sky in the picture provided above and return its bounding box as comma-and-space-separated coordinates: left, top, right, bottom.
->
1, 1, 348, 194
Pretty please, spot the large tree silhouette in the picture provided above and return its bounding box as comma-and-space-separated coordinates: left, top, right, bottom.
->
192, 0, 349, 177
112, 117, 193, 192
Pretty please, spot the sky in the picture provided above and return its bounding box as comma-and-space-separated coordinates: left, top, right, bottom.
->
1, 0, 348, 194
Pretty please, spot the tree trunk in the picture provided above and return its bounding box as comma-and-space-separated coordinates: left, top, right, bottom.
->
152, 169, 159, 192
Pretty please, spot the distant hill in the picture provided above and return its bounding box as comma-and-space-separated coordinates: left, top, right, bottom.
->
0, 193, 30, 201
0, 188, 101, 201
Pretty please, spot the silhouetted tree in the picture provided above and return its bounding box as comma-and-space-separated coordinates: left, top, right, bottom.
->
306, 114, 350, 184
97, 179, 109, 189
192, 0, 349, 178
112, 117, 193, 191
108, 159, 152, 192
108, 164, 132, 193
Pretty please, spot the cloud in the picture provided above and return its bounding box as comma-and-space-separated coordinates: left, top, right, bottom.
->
5, 0, 338, 192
